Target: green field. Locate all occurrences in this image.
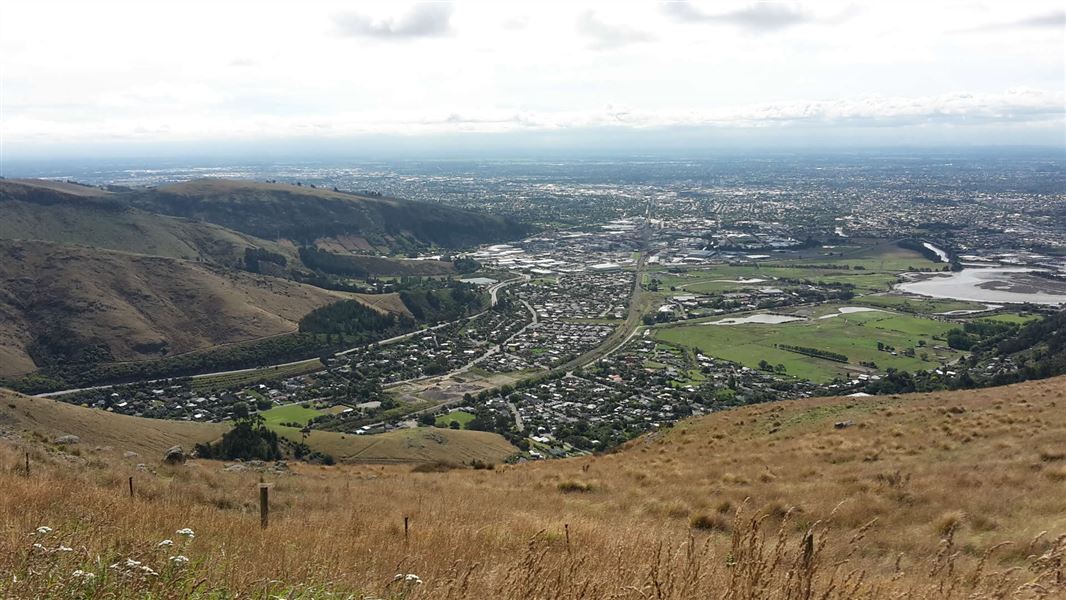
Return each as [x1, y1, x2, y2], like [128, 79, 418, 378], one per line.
[654, 306, 959, 383]
[436, 410, 476, 429]
[259, 403, 325, 427]
[979, 313, 1042, 325]
[648, 243, 941, 296]
[854, 295, 987, 314]
[652, 265, 901, 295]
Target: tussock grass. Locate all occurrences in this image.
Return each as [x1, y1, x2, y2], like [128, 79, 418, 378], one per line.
[2, 376, 1066, 598]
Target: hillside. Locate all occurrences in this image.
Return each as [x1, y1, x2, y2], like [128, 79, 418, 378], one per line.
[0, 180, 294, 267]
[0, 388, 515, 465]
[0, 389, 225, 458]
[134, 178, 532, 252]
[0, 240, 350, 377]
[1, 377, 1063, 598]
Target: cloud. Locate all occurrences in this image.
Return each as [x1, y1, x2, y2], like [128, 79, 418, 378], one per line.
[334, 4, 452, 40]
[958, 10, 1066, 33]
[577, 11, 654, 49]
[663, 2, 816, 32]
[6, 89, 1061, 146]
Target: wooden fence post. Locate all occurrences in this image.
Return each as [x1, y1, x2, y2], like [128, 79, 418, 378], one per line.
[404, 515, 409, 544]
[259, 483, 270, 529]
[565, 523, 571, 553]
[24, 452, 30, 477]
[128, 476, 134, 498]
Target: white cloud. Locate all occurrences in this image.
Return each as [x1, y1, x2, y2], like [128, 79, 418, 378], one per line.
[333, 4, 453, 39]
[576, 10, 654, 49]
[0, 1, 1063, 152]
[4, 89, 1061, 144]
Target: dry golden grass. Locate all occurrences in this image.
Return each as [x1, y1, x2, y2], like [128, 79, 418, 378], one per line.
[0, 239, 355, 377]
[2, 376, 1065, 598]
[0, 390, 514, 466]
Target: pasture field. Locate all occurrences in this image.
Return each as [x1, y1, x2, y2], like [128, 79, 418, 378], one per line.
[979, 312, 1042, 325]
[259, 403, 325, 427]
[436, 410, 476, 428]
[649, 243, 940, 296]
[653, 264, 901, 294]
[853, 294, 988, 314]
[655, 306, 958, 382]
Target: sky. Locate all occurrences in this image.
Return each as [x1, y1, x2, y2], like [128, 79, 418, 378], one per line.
[1, 0, 1064, 160]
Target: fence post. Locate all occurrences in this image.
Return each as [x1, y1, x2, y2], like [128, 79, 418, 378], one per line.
[404, 515, 409, 544]
[565, 523, 571, 553]
[259, 483, 270, 529]
[128, 476, 134, 498]
[24, 452, 30, 477]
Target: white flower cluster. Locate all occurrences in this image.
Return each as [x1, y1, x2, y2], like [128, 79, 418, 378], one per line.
[71, 570, 95, 581]
[176, 528, 196, 539]
[109, 558, 158, 578]
[393, 573, 423, 585]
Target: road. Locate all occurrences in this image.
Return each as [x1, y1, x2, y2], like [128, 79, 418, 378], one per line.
[36, 275, 528, 399]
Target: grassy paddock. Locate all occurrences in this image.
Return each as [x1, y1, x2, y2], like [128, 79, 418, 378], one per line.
[258, 403, 324, 427]
[435, 410, 476, 429]
[655, 306, 957, 382]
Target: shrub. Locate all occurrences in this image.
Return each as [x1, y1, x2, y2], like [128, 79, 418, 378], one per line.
[557, 480, 594, 493]
[690, 513, 730, 532]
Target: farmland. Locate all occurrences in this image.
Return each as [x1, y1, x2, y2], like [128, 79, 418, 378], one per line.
[654, 304, 960, 382]
[259, 403, 325, 427]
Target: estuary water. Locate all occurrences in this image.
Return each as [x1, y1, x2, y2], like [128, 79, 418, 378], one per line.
[897, 268, 1066, 306]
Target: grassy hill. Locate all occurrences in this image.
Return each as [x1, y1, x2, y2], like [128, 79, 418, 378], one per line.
[135, 178, 532, 252]
[1, 377, 1063, 598]
[0, 388, 514, 465]
[1, 180, 294, 267]
[0, 239, 351, 377]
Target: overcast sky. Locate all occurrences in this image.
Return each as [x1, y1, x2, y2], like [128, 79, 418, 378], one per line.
[1, 1, 1064, 158]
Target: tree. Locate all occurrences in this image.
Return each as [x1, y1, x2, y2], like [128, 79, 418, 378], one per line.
[194, 414, 280, 461]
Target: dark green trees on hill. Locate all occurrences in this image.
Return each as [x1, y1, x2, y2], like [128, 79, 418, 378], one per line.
[299, 299, 413, 341]
[195, 412, 281, 461]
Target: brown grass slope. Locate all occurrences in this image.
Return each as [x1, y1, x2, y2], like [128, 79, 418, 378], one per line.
[0, 388, 514, 465]
[3, 178, 112, 197]
[0, 389, 225, 458]
[1, 377, 1064, 598]
[0, 179, 294, 266]
[0, 240, 347, 377]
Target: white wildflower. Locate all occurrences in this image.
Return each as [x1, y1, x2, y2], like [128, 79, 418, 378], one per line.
[57, 545, 74, 552]
[393, 573, 423, 585]
[34, 526, 53, 535]
[157, 539, 174, 547]
[31, 543, 46, 551]
[176, 528, 195, 539]
[169, 554, 190, 566]
[139, 565, 158, 576]
[125, 558, 141, 568]
[71, 570, 95, 580]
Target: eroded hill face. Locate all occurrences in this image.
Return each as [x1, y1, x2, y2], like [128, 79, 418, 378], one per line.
[0, 378, 1063, 598]
[0, 181, 293, 266]
[137, 178, 532, 251]
[0, 240, 348, 377]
